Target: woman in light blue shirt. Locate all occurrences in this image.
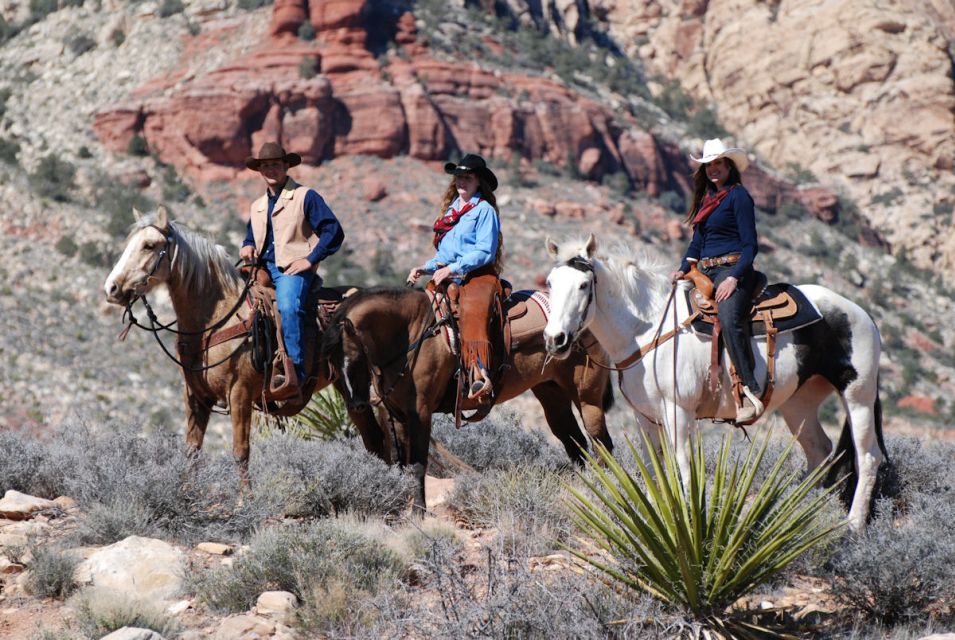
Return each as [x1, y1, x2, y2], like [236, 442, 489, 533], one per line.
[407, 154, 503, 400]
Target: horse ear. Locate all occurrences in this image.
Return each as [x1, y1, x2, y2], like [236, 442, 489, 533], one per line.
[545, 237, 559, 259]
[132, 207, 144, 222]
[584, 233, 597, 257]
[155, 204, 169, 229]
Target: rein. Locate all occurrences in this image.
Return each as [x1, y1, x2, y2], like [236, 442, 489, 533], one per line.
[118, 230, 258, 373]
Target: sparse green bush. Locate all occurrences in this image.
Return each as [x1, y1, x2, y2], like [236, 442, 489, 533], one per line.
[299, 56, 318, 79]
[94, 179, 155, 237]
[298, 20, 315, 41]
[27, 544, 79, 599]
[110, 28, 125, 47]
[29, 0, 58, 21]
[251, 432, 415, 518]
[72, 587, 178, 638]
[191, 519, 405, 634]
[237, 0, 272, 8]
[78, 241, 109, 267]
[31, 154, 76, 202]
[77, 145, 92, 159]
[601, 171, 631, 195]
[827, 440, 955, 628]
[658, 190, 684, 213]
[0, 137, 19, 165]
[160, 165, 191, 202]
[0, 16, 19, 44]
[430, 413, 569, 478]
[66, 33, 95, 56]
[158, 0, 184, 17]
[55, 234, 78, 256]
[778, 200, 809, 221]
[126, 134, 149, 156]
[0, 87, 11, 118]
[449, 466, 572, 555]
[784, 162, 817, 185]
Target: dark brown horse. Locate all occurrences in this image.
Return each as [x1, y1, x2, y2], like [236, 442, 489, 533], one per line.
[321, 287, 615, 509]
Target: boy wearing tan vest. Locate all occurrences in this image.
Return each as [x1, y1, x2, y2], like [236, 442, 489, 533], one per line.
[240, 143, 344, 390]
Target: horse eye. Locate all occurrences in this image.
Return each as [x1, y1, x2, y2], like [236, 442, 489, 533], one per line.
[578, 282, 588, 290]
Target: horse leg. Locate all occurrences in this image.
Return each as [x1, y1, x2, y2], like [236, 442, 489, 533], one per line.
[572, 367, 614, 452]
[332, 377, 391, 463]
[660, 401, 695, 485]
[776, 376, 835, 473]
[841, 382, 884, 532]
[531, 381, 588, 463]
[229, 384, 254, 488]
[398, 398, 433, 514]
[184, 388, 210, 454]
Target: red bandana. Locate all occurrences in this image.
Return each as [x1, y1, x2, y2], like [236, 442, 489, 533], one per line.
[432, 198, 482, 248]
[692, 185, 735, 225]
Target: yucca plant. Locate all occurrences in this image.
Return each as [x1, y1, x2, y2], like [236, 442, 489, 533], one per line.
[566, 432, 846, 638]
[289, 386, 356, 440]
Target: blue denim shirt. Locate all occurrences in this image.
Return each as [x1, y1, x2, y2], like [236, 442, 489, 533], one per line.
[242, 184, 344, 265]
[679, 186, 757, 279]
[424, 194, 500, 275]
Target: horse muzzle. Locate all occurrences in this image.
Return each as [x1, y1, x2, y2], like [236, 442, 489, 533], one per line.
[544, 330, 573, 359]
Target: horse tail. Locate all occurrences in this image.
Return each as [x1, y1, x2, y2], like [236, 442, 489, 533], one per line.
[602, 379, 615, 412]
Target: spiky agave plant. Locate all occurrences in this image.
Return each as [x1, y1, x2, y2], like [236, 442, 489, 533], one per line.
[289, 386, 356, 440]
[566, 432, 845, 638]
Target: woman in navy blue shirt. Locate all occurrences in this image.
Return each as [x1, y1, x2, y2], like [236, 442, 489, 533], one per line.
[407, 154, 503, 401]
[670, 139, 762, 423]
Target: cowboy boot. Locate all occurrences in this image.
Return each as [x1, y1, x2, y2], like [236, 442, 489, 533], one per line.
[467, 366, 493, 400]
[735, 385, 764, 423]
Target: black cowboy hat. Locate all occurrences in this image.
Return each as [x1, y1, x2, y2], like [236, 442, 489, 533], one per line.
[444, 153, 498, 192]
[245, 142, 302, 171]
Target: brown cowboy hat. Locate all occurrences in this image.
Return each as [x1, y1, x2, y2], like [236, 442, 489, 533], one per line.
[444, 153, 498, 192]
[245, 142, 302, 171]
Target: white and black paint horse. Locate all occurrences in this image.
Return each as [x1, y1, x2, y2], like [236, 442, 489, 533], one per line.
[543, 235, 889, 532]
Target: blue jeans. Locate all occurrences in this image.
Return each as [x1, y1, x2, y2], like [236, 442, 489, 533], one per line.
[266, 261, 314, 380]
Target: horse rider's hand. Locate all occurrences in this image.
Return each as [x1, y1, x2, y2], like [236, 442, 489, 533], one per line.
[406, 266, 424, 285]
[432, 266, 454, 286]
[669, 269, 685, 283]
[715, 276, 738, 302]
[239, 245, 256, 263]
[284, 258, 313, 276]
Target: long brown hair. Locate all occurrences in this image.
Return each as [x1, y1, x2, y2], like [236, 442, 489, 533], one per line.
[439, 174, 504, 273]
[682, 159, 742, 225]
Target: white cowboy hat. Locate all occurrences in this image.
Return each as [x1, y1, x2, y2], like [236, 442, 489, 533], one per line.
[689, 138, 749, 173]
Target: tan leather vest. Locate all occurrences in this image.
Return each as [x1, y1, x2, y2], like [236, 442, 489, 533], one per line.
[249, 178, 318, 270]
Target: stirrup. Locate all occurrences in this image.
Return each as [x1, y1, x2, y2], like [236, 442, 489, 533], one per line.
[735, 385, 764, 423]
[467, 368, 493, 400]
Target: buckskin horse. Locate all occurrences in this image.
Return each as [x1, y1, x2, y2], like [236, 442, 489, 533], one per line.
[321, 286, 616, 511]
[103, 206, 361, 478]
[543, 235, 889, 532]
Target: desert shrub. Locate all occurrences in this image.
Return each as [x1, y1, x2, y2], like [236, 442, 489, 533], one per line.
[403, 537, 667, 639]
[0, 137, 19, 164]
[0, 16, 19, 44]
[251, 432, 415, 518]
[78, 241, 110, 267]
[55, 234, 78, 257]
[298, 56, 318, 79]
[66, 34, 95, 56]
[110, 28, 125, 47]
[298, 20, 315, 41]
[159, 165, 190, 202]
[827, 437, 955, 627]
[568, 433, 844, 637]
[27, 544, 79, 599]
[0, 430, 64, 498]
[191, 518, 405, 633]
[237, 0, 272, 8]
[126, 134, 149, 156]
[0, 87, 10, 118]
[93, 179, 155, 237]
[29, 0, 58, 21]
[77, 145, 92, 159]
[449, 466, 572, 555]
[31, 154, 76, 202]
[158, 0, 184, 17]
[71, 587, 178, 638]
[429, 413, 569, 478]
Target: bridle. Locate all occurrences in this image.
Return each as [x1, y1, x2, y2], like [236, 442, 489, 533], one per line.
[559, 255, 597, 348]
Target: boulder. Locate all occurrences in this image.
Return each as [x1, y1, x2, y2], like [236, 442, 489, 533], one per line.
[75, 536, 185, 601]
[0, 491, 58, 521]
[216, 614, 276, 640]
[255, 590, 298, 625]
[100, 628, 166, 640]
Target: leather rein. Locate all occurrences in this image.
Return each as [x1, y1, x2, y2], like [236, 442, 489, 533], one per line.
[562, 256, 699, 374]
[118, 229, 257, 373]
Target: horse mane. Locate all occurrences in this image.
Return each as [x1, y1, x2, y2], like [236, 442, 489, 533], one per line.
[556, 238, 672, 317]
[131, 214, 242, 298]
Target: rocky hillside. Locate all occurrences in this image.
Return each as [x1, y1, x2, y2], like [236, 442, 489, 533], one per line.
[0, 0, 953, 434]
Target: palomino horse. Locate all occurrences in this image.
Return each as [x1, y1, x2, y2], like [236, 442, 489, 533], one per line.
[543, 235, 889, 532]
[103, 206, 342, 475]
[321, 287, 615, 510]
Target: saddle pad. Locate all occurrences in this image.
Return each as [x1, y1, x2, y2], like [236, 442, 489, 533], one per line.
[685, 283, 822, 337]
[505, 290, 550, 347]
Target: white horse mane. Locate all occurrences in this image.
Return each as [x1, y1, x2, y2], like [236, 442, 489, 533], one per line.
[556, 238, 672, 318]
[131, 214, 242, 297]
